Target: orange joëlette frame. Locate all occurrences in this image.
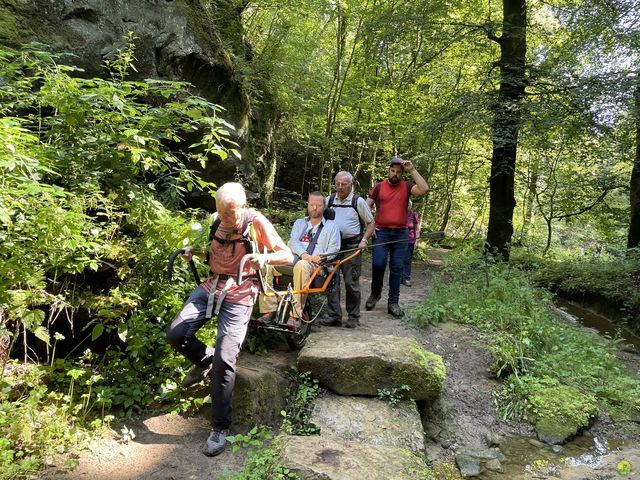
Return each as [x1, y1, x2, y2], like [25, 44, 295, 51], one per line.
[262, 248, 363, 298]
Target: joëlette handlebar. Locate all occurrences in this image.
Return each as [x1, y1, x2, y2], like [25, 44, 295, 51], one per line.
[316, 230, 446, 258]
[167, 248, 202, 286]
[236, 254, 266, 292]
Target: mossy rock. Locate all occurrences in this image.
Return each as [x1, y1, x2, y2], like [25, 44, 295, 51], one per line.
[0, 1, 34, 45]
[297, 331, 445, 401]
[529, 385, 598, 444]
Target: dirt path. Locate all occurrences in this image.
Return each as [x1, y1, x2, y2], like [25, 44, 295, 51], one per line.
[44, 249, 640, 479]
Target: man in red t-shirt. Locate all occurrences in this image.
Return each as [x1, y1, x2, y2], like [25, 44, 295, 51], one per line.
[365, 158, 430, 317]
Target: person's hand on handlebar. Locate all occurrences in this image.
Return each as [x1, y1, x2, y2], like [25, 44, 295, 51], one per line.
[245, 253, 268, 270]
[300, 252, 322, 263]
[182, 245, 195, 262]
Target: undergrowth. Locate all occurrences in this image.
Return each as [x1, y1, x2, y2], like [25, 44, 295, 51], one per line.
[413, 247, 640, 431]
[0, 39, 236, 478]
[515, 249, 640, 330]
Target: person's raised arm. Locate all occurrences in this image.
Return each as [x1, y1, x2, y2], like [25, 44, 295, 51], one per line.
[402, 160, 430, 196]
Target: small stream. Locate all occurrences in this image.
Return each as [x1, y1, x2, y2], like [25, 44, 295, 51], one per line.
[479, 297, 638, 479]
[555, 297, 640, 351]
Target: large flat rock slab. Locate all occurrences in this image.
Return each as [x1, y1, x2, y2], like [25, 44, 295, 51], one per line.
[297, 330, 445, 400]
[311, 395, 425, 455]
[282, 433, 432, 480]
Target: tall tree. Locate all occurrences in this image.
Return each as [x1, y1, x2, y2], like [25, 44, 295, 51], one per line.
[485, 0, 527, 261]
[629, 76, 640, 249]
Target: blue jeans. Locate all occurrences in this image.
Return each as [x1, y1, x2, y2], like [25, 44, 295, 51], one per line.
[371, 228, 409, 305]
[166, 285, 252, 429]
[403, 242, 415, 281]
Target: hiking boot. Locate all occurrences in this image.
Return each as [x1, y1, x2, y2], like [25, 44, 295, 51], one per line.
[345, 318, 360, 329]
[319, 317, 341, 327]
[203, 428, 227, 457]
[401, 279, 412, 287]
[182, 360, 213, 389]
[387, 303, 404, 318]
[365, 295, 380, 311]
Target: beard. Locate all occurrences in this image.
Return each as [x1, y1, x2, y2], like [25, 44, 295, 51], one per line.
[388, 175, 401, 184]
[310, 211, 323, 219]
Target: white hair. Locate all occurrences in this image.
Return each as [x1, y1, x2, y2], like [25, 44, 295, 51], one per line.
[334, 171, 353, 184]
[216, 182, 247, 206]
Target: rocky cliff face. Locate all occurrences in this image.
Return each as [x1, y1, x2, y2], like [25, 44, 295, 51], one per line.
[1, 0, 265, 205]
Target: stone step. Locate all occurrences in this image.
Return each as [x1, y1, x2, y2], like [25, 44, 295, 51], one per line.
[282, 433, 431, 480]
[297, 330, 445, 401]
[310, 394, 426, 456]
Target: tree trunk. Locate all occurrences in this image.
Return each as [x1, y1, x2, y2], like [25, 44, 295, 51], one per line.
[628, 76, 640, 249]
[521, 153, 539, 242]
[485, 0, 527, 261]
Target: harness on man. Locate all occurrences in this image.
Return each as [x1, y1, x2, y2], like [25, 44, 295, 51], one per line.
[206, 212, 257, 262]
[327, 193, 365, 241]
[204, 211, 258, 317]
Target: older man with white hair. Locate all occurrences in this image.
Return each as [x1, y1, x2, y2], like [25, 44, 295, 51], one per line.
[166, 182, 293, 457]
[320, 171, 375, 328]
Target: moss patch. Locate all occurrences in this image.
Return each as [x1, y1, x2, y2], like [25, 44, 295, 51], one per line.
[528, 385, 598, 444]
[0, 2, 34, 46]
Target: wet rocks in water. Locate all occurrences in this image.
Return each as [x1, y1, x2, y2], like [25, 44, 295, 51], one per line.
[484, 431, 503, 447]
[455, 454, 483, 477]
[485, 458, 504, 473]
[455, 448, 508, 477]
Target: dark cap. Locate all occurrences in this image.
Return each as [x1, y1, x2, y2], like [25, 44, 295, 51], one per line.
[390, 157, 404, 170]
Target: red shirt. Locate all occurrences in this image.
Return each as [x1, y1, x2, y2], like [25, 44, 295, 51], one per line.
[369, 180, 414, 228]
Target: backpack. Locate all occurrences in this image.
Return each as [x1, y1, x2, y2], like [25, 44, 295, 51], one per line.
[327, 193, 365, 236]
[205, 211, 257, 264]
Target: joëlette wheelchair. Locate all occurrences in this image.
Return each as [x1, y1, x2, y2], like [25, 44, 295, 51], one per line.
[167, 209, 361, 350]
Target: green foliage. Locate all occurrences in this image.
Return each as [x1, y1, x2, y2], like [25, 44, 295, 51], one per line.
[413, 248, 640, 431]
[0, 40, 237, 478]
[527, 251, 640, 325]
[224, 434, 297, 480]
[377, 384, 412, 407]
[280, 371, 321, 436]
[227, 425, 273, 454]
[497, 376, 597, 430]
[0, 362, 113, 480]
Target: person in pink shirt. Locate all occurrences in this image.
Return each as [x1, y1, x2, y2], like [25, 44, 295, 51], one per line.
[402, 200, 420, 287]
[166, 182, 293, 457]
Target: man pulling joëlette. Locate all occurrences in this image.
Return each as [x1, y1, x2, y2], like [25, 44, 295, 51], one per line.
[165, 182, 293, 457]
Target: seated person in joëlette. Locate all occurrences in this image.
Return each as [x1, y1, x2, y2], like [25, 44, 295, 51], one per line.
[257, 191, 341, 327]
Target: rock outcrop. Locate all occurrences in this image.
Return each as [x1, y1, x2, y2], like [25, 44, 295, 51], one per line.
[0, 0, 272, 202]
[310, 395, 426, 455]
